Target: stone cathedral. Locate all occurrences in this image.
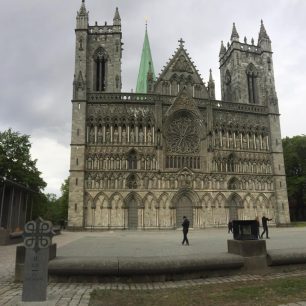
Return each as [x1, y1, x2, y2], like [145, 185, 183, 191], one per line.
[68, 1, 290, 230]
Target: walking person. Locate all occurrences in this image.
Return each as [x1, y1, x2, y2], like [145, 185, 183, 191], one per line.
[255, 216, 260, 239]
[260, 215, 272, 239]
[228, 220, 233, 233]
[182, 216, 190, 245]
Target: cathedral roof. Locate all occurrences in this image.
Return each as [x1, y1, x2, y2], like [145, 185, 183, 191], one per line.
[155, 38, 204, 86]
[136, 25, 156, 93]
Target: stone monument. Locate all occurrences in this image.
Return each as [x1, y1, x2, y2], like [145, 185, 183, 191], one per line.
[22, 217, 54, 302]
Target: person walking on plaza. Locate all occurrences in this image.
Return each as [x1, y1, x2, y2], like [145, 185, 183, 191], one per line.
[260, 215, 272, 239]
[255, 216, 260, 239]
[228, 221, 233, 233]
[182, 216, 190, 245]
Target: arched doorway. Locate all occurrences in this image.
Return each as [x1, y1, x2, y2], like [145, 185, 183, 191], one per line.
[128, 196, 138, 229]
[229, 205, 238, 221]
[228, 193, 242, 221]
[176, 195, 193, 228]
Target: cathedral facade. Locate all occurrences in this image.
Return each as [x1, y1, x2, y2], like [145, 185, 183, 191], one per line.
[68, 1, 290, 230]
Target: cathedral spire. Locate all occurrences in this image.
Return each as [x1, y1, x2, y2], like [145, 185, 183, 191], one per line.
[76, 0, 88, 29]
[230, 22, 239, 42]
[208, 69, 215, 99]
[258, 19, 271, 51]
[79, 0, 87, 16]
[258, 19, 270, 42]
[209, 68, 213, 82]
[113, 7, 121, 26]
[219, 41, 226, 57]
[136, 23, 156, 93]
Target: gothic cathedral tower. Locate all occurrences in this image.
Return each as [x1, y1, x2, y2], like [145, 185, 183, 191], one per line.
[69, 1, 122, 228]
[219, 21, 289, 223]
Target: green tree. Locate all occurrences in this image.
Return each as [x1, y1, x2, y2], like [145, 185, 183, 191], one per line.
[283, 135, 306, 220]
[58, 178, 69, 222]
[0, 128, 46, 192]
[32, 179, 69, 225]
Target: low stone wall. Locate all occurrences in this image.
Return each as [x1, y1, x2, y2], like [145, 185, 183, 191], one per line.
[48, 253, 244, 282]
[267, 248, 306, 266]
[0, 230, 23, 246]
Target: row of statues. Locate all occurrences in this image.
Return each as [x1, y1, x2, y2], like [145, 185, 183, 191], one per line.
[85, 175, 273, 191]
[87, 125, 154, 144]
[87, 155, 157, 171]
[212, 132, 269, 151]
[213, 160, 272, 174]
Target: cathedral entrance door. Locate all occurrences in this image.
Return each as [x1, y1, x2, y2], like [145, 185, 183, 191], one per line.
[176, 195, 193, 228]
[229, 204, 238, 221]
[128, 197, 138, 229]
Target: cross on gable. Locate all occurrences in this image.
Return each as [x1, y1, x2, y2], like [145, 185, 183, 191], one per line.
[24, 217, 54, 253]
[178, 38, 185, 47]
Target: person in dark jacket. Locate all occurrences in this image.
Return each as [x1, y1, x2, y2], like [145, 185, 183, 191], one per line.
[182, 216, 190, 245]
[260, 215, 272, 239]
[255, 216, 260, 239]
[228, 221, 233, 233]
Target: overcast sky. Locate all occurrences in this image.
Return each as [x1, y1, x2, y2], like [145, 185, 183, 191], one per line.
[0, 0, 305, 196]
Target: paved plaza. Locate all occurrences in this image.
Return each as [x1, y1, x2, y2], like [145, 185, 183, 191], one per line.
[1, 227, 306, 305]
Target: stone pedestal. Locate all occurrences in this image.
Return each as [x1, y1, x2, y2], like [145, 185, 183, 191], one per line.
[227, 239, 267, 257]
[15, 243, 57, 282]
[227, 239, 267, 271]
[22, 248, 49, 301]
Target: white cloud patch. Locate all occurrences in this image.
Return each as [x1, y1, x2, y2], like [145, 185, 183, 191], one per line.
[30, 137, 70, 197]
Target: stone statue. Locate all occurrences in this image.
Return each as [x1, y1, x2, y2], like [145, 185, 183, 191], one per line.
[97, 127, 103, 143]
[113, 128, 119, 143]
[147, 129, 152, 144]
[89, 128, 95, 143]
[122, 128, 127, 144]
[130, 128, 135, 143]
[105, 129, 111, 143]
[139, 129, 144, 144]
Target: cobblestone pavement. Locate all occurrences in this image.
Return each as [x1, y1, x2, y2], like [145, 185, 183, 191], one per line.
[1, 228, 306, 305]
[1, 271, 306, 305]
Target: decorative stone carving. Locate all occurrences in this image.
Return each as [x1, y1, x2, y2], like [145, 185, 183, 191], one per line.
[172, 55, 193, 73]
[166, 115, 200, 154]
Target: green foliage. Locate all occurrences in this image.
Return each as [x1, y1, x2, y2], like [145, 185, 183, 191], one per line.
[283, 135, 306, 220]
[0, 128, 46, 192]
[32, 179, 69, 225]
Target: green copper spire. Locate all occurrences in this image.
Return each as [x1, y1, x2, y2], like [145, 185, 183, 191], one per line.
[136, 24, 155, 93]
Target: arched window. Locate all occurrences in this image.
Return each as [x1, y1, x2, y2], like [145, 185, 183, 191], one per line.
[246, 64, 258, 104]
[128, 149, 137, 170]
[94, 47, 108, 91]
[127, 174, 137, 189]
[224, 70, 232, 101]
[228, 177, 240, 190]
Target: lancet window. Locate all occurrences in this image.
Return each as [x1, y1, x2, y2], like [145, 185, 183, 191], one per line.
[246, 64, 258, 104]
[94, 47, 108, 91]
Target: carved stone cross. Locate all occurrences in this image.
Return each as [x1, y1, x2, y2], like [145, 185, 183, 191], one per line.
[23, 217, 54, 253]
[178, 38, 185, 47]
[22, 217, 54, 302]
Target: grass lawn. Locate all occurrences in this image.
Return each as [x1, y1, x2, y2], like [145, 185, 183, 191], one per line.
[89, 276, 306, 306]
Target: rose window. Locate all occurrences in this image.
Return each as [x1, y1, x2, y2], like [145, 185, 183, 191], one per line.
[166, 115, 200, 154]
